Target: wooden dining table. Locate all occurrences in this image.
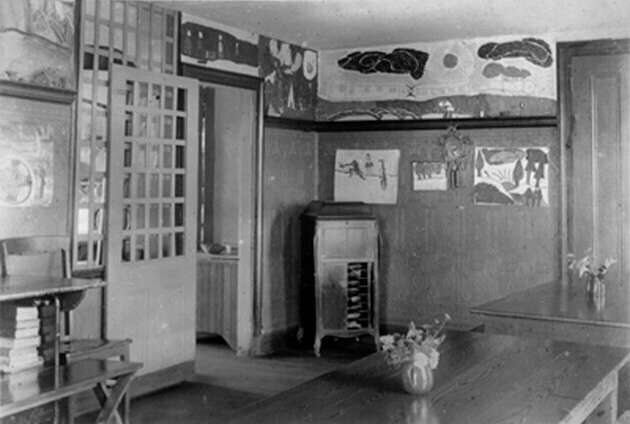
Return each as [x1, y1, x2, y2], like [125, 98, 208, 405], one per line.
[229, 330, 630, 424]
[470, 280, 630, 347]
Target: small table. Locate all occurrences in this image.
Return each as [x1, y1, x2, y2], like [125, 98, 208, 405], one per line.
[0, 275, 107, 371]
[0, 275, 134, 422]
[228, 331, 630, 424]
[0, 359, 141, 423]
[470, 281, 630, 347]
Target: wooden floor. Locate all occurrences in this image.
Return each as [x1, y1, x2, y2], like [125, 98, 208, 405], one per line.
[78, 334, 375, 423]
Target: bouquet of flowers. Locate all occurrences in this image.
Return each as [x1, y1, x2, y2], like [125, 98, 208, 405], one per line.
[379, 313, 450, 369]
[567, 249, 616, 281]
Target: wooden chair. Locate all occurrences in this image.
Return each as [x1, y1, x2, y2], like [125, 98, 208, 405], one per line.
[0, 236, 131, 418]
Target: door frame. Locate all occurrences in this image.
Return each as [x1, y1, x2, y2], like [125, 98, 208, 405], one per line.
[558, 39, 630, 285]
[182, 64, 264, 354]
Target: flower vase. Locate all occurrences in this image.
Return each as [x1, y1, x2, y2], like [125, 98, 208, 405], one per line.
[586, 275, 606, 306]
[400, 361, 434, 395]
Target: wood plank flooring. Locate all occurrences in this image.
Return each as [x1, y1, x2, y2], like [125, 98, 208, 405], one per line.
[78, 334, 375, 423]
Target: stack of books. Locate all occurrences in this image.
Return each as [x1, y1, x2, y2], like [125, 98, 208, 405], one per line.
[0, 303, 43, 373]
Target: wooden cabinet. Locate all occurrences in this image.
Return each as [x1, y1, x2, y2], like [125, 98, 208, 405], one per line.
[302, 202, 379, 356]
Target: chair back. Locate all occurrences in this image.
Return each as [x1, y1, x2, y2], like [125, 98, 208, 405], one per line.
[0, 236, 70, 278]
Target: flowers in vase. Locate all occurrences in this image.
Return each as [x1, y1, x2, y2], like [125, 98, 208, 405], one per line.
[567, 249, 616, 281]
[379, 313, 450, 369]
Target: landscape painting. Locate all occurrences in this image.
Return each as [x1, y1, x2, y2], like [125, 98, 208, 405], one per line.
[412, 161, 447, 191]
[334, 149, 400, 204]
[473, 146, 549, 206]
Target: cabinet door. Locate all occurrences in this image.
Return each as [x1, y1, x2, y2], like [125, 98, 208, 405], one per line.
[318, 220, 377, 260]
[318, 262, 347, 330]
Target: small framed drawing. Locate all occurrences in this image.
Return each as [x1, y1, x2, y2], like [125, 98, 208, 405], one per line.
[411, 161, 447, 191]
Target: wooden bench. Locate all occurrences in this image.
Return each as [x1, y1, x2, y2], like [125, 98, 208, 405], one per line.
[0, 359, 142, 423]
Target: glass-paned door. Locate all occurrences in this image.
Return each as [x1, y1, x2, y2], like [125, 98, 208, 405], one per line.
[106, 65, 198, 373]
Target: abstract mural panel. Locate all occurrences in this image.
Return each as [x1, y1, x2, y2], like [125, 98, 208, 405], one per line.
[334, 149, 400, 204]
[318, 35, 556, 121]
[0, 0, 75, 89]
[179, 14, 318, 120]
[259, 35, 318, 120]
[473, 146, 549, 206]
[181, 13, 260, 77]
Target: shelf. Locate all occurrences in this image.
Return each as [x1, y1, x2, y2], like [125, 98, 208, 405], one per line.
[0, 81, 76, 104]
[265, 115, 557, 132]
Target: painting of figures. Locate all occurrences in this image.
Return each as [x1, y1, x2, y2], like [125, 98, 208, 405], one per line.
[334, 149, 400, 204]
[473, 146, 549, 206]
[0, 0, 75, 89]
[412, 161, 447, 191]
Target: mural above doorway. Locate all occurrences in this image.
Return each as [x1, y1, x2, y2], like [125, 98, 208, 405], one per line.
[259, 35, 318, 120]
[317, 35, 556, 121]
[180, 13, 318, 120]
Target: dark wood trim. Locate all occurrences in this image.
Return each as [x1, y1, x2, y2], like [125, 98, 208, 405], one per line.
[181, 63, 262, 90]
[0, 80, 76, 104]
[557, 38, 630, 57]
[558, 42, 572, 286]
[265, 116, 318, 131]
[265, 116, 557, 133]
[253, 81, 265, 340]
[129, 361, 195, 398]
[314, 116, 557, 132]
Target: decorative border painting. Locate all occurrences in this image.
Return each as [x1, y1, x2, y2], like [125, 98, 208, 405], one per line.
[411, 161, 447, 191]
[259, 35, 318, 120]
[317, 34, 556, 121]
[0, 0, 75, 89]
[334, 149, 400, 204]
[473, 146, 549, 206]
[180, 13, 260, 77]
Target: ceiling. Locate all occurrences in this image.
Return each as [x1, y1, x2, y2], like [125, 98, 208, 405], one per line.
[156, 0, 630, 50]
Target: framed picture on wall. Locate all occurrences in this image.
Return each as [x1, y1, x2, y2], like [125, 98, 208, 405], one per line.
[0, 0, 76, 91]
[411, 161, 447, 191]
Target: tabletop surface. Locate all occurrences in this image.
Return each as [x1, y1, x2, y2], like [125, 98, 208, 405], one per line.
[470, 281, 630, 328]
[0, 275, 105, 302]
[229, 330, 630, 424]
[0, 359, 142, 412]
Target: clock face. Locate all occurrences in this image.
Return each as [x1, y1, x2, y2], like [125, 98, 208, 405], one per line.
[0, 155, 34, 206]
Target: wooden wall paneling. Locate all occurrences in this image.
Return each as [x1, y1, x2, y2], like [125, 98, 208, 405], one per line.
[196, 254, 238, 349]
[317, 127, 560, 327]
[260, 128, 318, 346]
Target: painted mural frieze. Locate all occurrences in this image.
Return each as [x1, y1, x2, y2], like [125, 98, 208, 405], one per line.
[0, 0, 75, 89]
[477, 38, 553, 68]
[181, 22, 259, 67]
[318, 35, 556, 121]
[259, 36, 318, 120]
[337, 48, 429, 79]
[180, 13, 260, 77]
[180, 14, 318, 119]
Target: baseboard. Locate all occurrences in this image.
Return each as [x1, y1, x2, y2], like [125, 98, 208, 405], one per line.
[251, 325, 299, 356]
[129, 360, 195, 398]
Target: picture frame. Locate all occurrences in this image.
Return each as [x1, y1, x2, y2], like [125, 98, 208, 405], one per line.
[0, 0, 77, 92]
[411, 161, 447, 191]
